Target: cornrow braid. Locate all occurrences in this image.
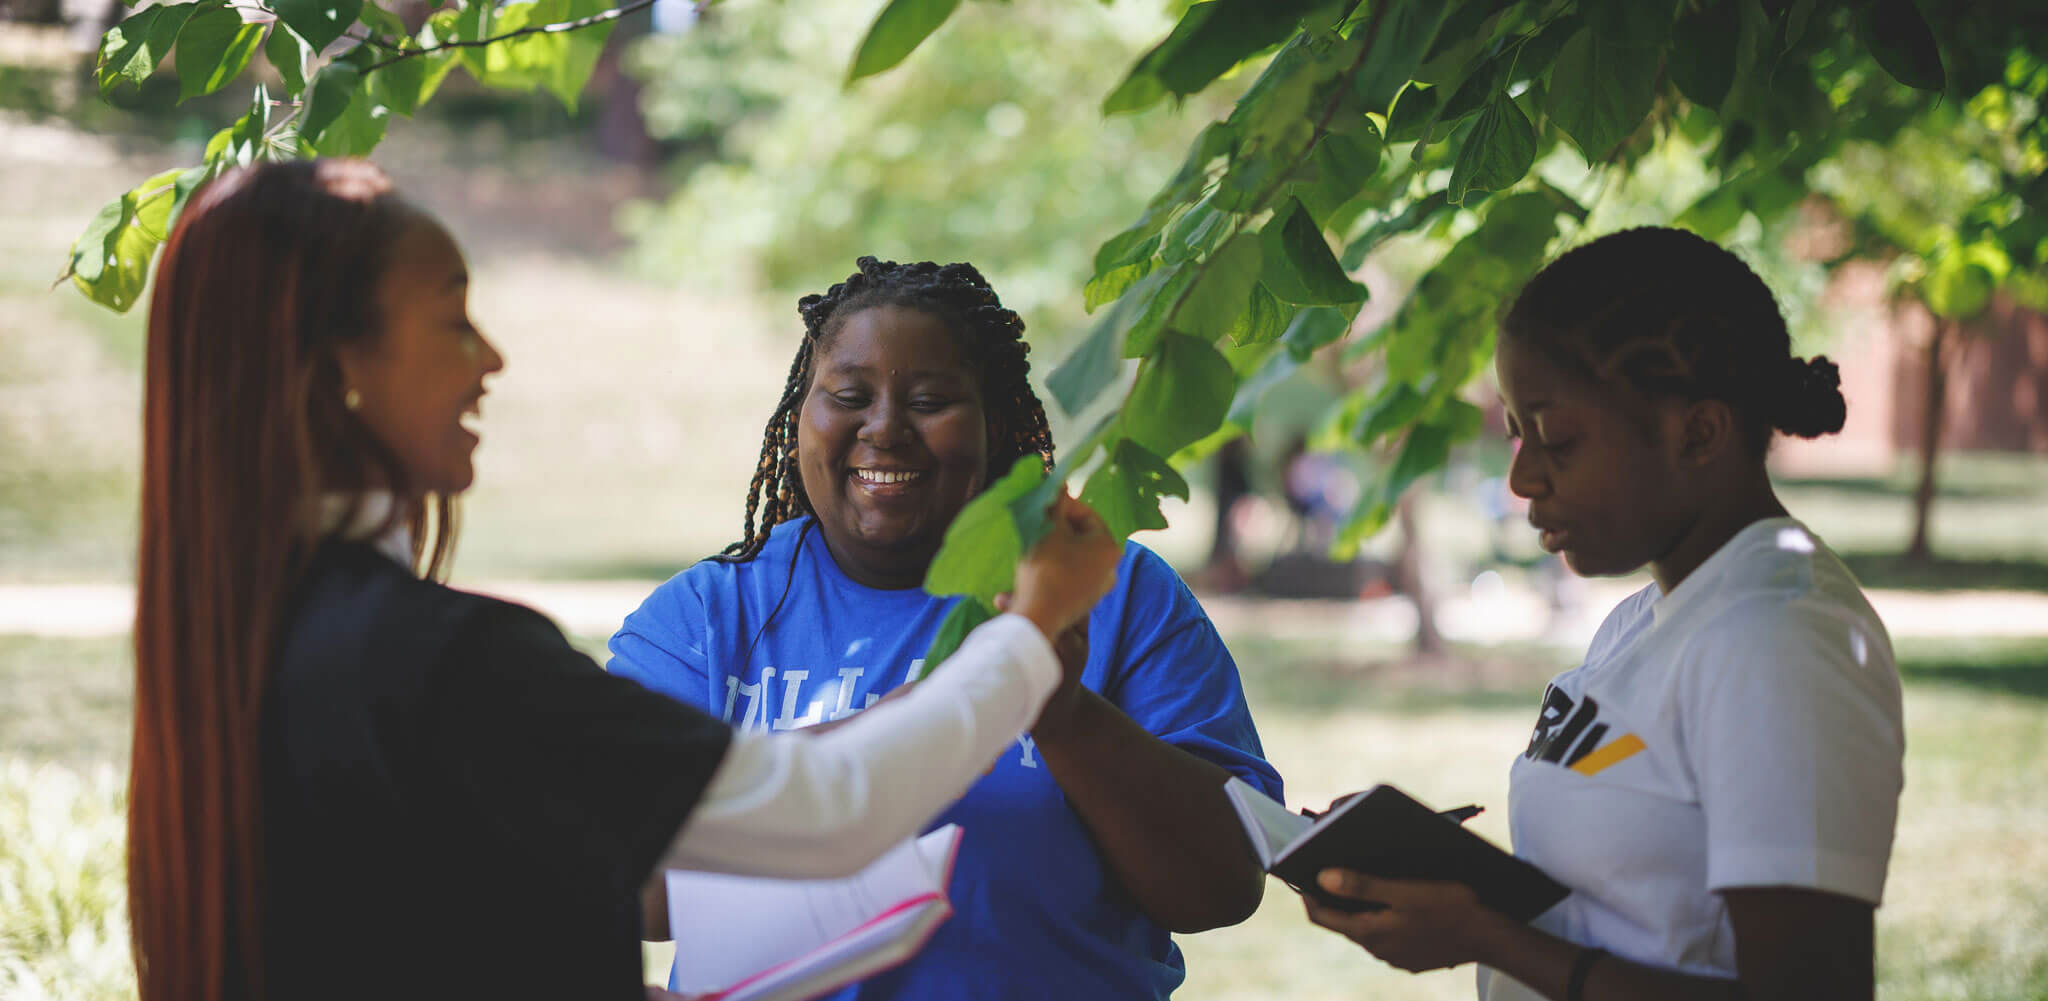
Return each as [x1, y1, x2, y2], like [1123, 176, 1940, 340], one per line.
[718, 255, 1056, 562]
[1502, 227, 1847, 456]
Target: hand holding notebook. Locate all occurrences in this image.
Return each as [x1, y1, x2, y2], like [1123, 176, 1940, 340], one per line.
[1223, 777, 1567, 922]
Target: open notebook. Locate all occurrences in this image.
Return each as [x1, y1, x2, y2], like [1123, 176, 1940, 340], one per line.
[1224, 776, 1567, 922]
[666, 825, 963, 1001]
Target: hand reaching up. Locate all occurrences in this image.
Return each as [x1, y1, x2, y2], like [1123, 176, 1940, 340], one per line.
[1009, 491, 1120, 643]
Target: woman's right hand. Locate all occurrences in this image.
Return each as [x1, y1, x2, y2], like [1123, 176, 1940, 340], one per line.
[1010, 491, 1120, 642]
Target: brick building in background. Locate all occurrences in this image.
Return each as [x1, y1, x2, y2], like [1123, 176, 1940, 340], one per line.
[1776, 258, 2048, 477]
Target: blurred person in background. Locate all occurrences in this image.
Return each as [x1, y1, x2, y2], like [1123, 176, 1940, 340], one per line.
[127, 158, 1123, 1001]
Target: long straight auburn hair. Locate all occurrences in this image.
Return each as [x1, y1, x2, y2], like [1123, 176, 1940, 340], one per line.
[130, 159, 456, 1000]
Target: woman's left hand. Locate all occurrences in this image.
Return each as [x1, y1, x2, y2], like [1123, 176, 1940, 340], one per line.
[1302, 870, 1499, 973]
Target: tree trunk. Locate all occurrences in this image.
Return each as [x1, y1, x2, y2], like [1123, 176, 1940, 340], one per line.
[1396, 494, 1444, 657]
[1906, 319, 1952, 563]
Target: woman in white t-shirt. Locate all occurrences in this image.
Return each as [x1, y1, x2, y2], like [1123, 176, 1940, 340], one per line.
[1304, 227, 1904, 1001]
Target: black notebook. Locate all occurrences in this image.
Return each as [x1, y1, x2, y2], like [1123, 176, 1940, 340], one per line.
[1223, 776, 1568, 922]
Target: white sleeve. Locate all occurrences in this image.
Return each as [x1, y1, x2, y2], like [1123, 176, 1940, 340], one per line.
[655, 612, 1058, 878]
[1682, 599, 1905, 903]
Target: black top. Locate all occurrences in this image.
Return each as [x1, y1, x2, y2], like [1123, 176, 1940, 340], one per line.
[262, 540, 731, 999]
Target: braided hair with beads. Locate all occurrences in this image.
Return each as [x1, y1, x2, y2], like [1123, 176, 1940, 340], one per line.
[1501, 226, 1847, 457]
[717, 256, 1057, 562]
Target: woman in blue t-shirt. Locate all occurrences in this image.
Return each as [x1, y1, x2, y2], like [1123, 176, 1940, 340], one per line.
[612, 256, 1284, 999]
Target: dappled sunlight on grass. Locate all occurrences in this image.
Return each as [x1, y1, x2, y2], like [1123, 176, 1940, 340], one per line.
[0, 760, 132, 1001]
[3, 633, 2043, 999]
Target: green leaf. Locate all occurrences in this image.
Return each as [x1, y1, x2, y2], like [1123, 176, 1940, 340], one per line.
[475, 1, 557, 90]
[1351, 381, 1430, 449]
[97, 2, 200, 99]
[356, 1, 408, 42]
[1780, 0, 1817, 54]
[1084, 253, 1158, 313]
[1088, 226, 1163, 310]
[175, 5, 264, 100]
[1295, 128, 1383, 223]
[1513, 14, 1583, 80]
[1224, 30, 1334, 147]
[1422, 57, 1504, 146]
[1676, 181, 1747, 239]
[910, 598, 993, 682]
[264, 23, 311, 97]
[1078, 439, 1191, 541]
[1668, 0, 1739, 108]
[1104, 0, 1314, 114]
[1123, 332, 1237, 458]
[924, 457, 1045, 602]
[453, 0, 493, 78]
[1384, 83, 1441, 144]
[1177, 235, 1264, 342]
[542, 0, 616, 111]
[847, 0, 963, 85]
[203, 84, 271, 165]
[1162, 195, 1229, 265]
[1338, 415, 1462, 546]
[1153, 0, 1311, 96]
[1923, 247, 1995, 319]
[1855, 0, 1944, 92]
[272, 0, 363, 52]
[301, 61, 388, 156]
[1341, 191, 1451, 269]
[414, 9, 464, 105]
[1008, 465, 1064, 556]
[1260, 198, 1366, 306]
[1124, 265, 1193, 359]
[1377, 192, 1559, 384]
[1581, 0, 1673, 49]
[1448, 96, 1536, 205]
[1415, 0, 1515, 84]
[66, 166, 200, 314]
[1280, 305, 1351, 360]
[1349, 0, 1458, 116]
[1051, 267, 1173, 416]
[369, 52, 430, 116]
[1225, 347, 1298, 428]
[1544, 25, 1661, 162]
[1225, 281, 1290, 346]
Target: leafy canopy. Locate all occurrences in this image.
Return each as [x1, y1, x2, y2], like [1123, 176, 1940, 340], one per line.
[67, 0, 2048, 672]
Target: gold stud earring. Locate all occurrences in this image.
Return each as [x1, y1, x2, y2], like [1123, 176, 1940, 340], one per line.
[343, 388, 363, 411]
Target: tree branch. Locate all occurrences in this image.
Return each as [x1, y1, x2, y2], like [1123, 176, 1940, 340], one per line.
[1158, 12, 1384, 332]
[361, 0, 687, 74]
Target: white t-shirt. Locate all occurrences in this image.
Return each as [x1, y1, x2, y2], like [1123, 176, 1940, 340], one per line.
[1479, 518, 1904, 999]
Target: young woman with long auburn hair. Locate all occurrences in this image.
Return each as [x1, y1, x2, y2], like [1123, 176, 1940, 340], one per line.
[127, 158, 1123, 1001]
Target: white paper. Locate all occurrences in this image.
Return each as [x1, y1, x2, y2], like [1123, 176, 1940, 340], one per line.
[668, 825, 960, 997]
[1222, 776, 1312, 868]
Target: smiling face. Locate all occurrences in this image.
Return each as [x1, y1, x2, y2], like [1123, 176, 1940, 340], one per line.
[334, 220, 504, 496]
[1495, 335, 1695, 578]
[797, 304, 989, 588]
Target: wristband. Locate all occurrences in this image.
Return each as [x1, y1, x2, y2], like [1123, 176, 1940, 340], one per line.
[1566, 946, 1608, 1001]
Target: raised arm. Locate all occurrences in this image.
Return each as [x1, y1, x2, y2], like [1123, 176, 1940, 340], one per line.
[656, 493, 1122, 880]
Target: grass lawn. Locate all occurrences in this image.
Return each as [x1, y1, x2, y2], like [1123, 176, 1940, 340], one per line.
[4, 632, 2045, 1001]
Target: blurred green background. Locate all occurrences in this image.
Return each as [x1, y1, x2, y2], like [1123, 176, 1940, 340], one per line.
[4, 2, 2047, 998]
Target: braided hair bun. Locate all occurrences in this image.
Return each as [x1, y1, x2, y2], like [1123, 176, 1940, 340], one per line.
[1770, 356, 1847, 439]
[1503, 226, 1849, 457]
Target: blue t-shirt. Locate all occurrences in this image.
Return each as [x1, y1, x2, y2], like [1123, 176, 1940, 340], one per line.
[608, 516, 1282, 1000]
